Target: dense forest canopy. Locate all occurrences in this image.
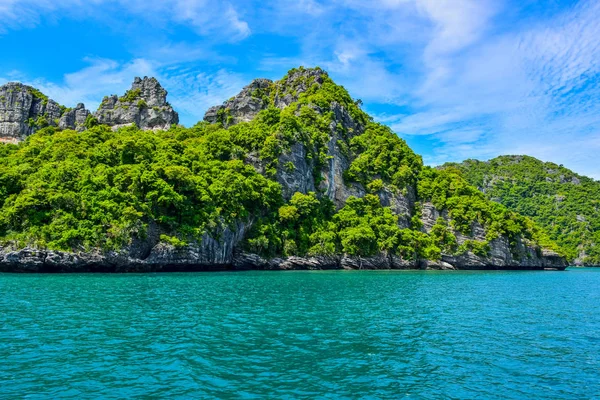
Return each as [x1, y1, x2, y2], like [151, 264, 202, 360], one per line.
[0, 68, 562, 263]
[444, 156, 600, 265]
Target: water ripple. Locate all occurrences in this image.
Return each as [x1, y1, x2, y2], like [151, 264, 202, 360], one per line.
[1, 269, 599, 399]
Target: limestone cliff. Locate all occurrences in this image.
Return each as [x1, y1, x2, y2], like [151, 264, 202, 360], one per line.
[58, 103, 90, 132]
[0, 68, 568, 272]
[0, 83, 64, 143]
[94, 77, 178, 131]
[443, 155, 599, 266]
[204, 78, 273, 128]
[0, 77, 178, 142]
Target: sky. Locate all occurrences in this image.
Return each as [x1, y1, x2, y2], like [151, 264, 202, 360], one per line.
[0, 0, 599, 179]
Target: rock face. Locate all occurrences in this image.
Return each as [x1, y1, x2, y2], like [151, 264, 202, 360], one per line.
[204, 78, 272, 127]
[420, 202, 565, 269]
[0, 68, 568, 272]
[202, 71, 327, 128]
[0, 243, 566, 272]
[0, 77, 178, 141]
[58, 103, 90, 131]
[0, 83, 63, 143]
[94, 77, 178, 131]
[273, 67, 326, 108]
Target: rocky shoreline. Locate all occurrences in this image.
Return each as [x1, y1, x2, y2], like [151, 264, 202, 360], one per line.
[0, 70, 573, 273]
[0, 246, 567, 273]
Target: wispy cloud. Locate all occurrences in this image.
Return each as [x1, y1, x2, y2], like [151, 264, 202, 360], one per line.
[0, 0, 251, 41]
[160, 68, 249, 124]
[1, 0, 599, 178]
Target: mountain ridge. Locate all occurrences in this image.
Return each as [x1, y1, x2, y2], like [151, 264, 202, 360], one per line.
[443, 155, 600, 265]
[0, 76, 178, 143]
[0, 67, 567, 271]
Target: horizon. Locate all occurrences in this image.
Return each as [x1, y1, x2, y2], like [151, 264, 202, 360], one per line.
[1, 0, 599, 179]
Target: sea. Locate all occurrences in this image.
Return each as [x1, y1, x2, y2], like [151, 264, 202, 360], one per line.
[1, 268, 599, 399]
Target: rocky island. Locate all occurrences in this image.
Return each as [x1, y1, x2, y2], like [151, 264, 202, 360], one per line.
[0, 67, 567, 272]
[443, 156, 600, 266]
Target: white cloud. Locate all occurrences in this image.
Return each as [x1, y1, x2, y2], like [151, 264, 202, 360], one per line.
[225, 5, 251, 40]
[2, 0, 600, 179]
[160, 68, 249, 125]
[416, 0, 499, 56]
[19, 58, 158, 110]
[0, 0, 251, 41]
[373, 0, 600, 178]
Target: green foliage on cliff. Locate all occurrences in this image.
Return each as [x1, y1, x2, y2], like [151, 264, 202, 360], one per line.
[0, 125, 281, 250]
[418, 166, 558, 253]
[0, 67, 561, 264]
[245, 192, 441, 260]
[346, 123, 422, 190]
[119, 88, 142, 103]
[27, 87, 49, 106]
[444, 156, 600, 264]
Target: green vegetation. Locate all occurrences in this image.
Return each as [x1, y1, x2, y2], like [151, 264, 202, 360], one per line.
[0, 125, 281, 250]
[27, 87, 49, 106]
[418, 166, 557, 254]
[0, 68, 560, 264]
[444, 156, 600, 264]
[25, 114, 50, 129]
[84, 115, 99, 129]
[119, 88, 141, 103]
[346, 123, 422, 190]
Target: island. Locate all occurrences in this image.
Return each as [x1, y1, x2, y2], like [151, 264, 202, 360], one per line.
[0, 67, 567, 272]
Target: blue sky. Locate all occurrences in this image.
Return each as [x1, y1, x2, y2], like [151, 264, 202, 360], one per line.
[1, 0, 599, 178]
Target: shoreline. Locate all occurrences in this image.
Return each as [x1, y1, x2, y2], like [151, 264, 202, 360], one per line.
[0, 245, 569, 273]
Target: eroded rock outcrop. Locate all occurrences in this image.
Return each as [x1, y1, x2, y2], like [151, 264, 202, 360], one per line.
[0, 83, 63, 143]
[204, 78, 272, 127]
[58, 103, 90, 131]
[94, 77, 178, 131]
[420, 202, 565, 269]
[0, 68, 568, 272]
[202, 69, 366, 208]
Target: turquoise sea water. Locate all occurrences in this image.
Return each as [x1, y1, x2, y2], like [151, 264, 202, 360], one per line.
[1, 269, 599, 399]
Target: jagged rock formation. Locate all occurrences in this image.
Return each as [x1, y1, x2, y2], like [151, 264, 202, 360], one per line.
[444, 155, 600, 266]
[0, 77, 178, 142]
[95, 77, 178, 131]
[420, 202, 564, 269]
[203, 69, 328, 127]
[204, 78, 272, 128]
[58, 103, 90, 132]
[0, 68, 568, 272]
[0, 243, 565, 272]
[0, 83, 63, 143]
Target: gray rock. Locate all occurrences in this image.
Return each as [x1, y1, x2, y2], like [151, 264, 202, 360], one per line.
[204, 78, 273, 127]
[276, 142, 316, 200]
[420, 201, 567, 269]
[273, 67, 326, 108]
[0, 70, 568, 272]
[94, 77, 178, 131]
[203, 68, 327, 127]
[319, 104, 366, 208]
[378, 186, 415, 228]
[58, 103, 90, 131]
[0, 82, 63, 142]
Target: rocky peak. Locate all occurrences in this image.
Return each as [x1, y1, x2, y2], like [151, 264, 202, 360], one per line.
[0, 82, 64, 143]
[94, 76, 178, 131]
[273, 67, 326, 108]
[204, 78, 273, 127]
[130, 76, 169, 107]
[58, 103, 90, 132]
[203, 67, 329, 127]
[202, 67, 367, 209]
